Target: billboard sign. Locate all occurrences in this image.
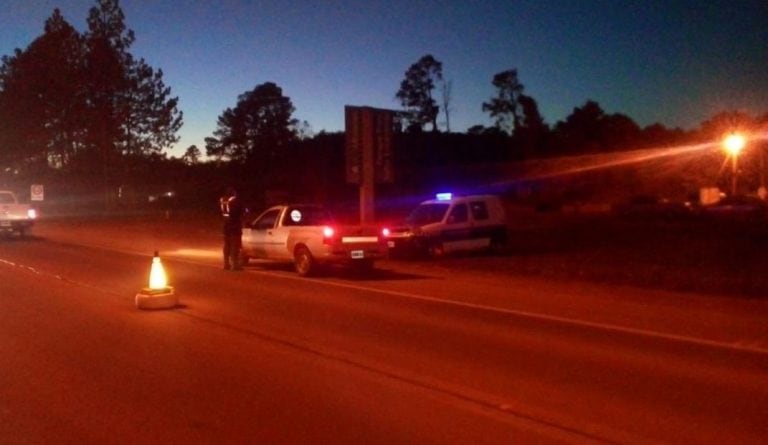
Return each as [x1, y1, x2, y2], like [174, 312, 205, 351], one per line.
[345, 106, 394, 184]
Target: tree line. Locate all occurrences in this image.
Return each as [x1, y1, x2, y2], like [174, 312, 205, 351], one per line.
[2, 1, 767, 212]
[0, 0, 181, 207]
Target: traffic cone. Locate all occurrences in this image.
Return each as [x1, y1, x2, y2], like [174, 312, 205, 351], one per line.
[136, 251, 177, 310]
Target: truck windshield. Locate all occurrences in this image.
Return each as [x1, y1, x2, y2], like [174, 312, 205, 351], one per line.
[283, 205, 334, 226]
[407, 203, 450, 226]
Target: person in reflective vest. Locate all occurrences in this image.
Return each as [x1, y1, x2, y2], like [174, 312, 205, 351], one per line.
[220, 186, 244, 270]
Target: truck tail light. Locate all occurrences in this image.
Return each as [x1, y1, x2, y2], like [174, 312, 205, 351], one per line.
[381, 227, 390, 237]
[322, 226, 335, 244]
[27, 209, 37, 219]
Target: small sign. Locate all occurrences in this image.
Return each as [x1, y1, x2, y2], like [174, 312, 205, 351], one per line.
[30, 184, 44, 201]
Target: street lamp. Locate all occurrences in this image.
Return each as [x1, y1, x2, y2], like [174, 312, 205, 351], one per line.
[723, 133, 746, 196]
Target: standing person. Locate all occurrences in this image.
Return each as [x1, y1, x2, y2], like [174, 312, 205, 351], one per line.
[220, 186, 244, 270]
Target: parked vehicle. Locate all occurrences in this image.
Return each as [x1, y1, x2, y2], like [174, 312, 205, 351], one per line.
[0, 190, 37, 237]
[241, 204, 387, 276]
[385, 193, 507, 257]
[612, 195, 692, 220]
[700, 195, 768, 221]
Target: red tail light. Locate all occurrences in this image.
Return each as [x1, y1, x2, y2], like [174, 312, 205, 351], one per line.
[323, 226, 335, 244]
[381, 227, 390, 237]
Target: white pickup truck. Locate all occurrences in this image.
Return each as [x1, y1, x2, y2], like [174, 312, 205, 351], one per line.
[241, 204, 386, 276]
[0, 190, 37, 237]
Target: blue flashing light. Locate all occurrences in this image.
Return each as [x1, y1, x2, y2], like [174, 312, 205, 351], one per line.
[435, 192, 453, 201]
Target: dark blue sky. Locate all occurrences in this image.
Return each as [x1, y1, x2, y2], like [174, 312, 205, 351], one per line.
[1, 1, 766, 156]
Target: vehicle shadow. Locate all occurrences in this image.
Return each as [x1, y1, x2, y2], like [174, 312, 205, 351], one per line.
[0, 234, 42, 243]
[332, 266, 433, 282]
[244, 261, 432, 281]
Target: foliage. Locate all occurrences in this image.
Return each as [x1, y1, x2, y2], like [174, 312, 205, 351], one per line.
[0, 9, 87, 170]
[82, 0, 182, 162]
[698, 111, 758, 140]
[182, 145, 201, 165]
[514, 94, 548, 156]
[0, 0, 182, 201]
[552, 100, 642, 153]
[396, 54, 443, 132]
[482, 69, 524, 135]
[205, 82, 298, 166]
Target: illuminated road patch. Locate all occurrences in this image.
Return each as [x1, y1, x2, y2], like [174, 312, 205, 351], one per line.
[171, 248, 220, 259]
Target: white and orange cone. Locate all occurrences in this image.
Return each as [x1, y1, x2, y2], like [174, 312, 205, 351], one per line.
[135, 251, 177, 310]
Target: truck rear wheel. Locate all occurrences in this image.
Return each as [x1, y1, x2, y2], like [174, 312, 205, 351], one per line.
[294, 246, 316, 277]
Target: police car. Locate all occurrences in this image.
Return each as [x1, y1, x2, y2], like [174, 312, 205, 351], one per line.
[385, 193, 508, 257]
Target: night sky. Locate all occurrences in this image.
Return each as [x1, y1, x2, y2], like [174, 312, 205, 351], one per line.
[1, 0, 766, 156]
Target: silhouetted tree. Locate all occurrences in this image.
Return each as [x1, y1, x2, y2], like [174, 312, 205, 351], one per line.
[553, 100, 606, 153]
[441, 79, 453, 132]
[552, 101, 645, 154]
[0, 1, 181, 209]
[182, 145, 201, 165]
[698, 111, 756, 140]
[467, 125, 487, 135]
[293, 120, 313, 140]
[82, 0, 182, 207]
[205, 81, 298, 166]
[396, 54, 443, 132]
[0, 9, 87, 170]
[482, 69, 524, 135]
[467, 125, 505, 136]
[599, 113, 641, 151]
[515, 94, 548, 154]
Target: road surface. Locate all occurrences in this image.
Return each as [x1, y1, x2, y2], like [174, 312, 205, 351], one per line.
[1, 221, 766, 443]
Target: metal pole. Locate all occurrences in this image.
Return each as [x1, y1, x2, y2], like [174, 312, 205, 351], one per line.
[359, 109, 375, 225]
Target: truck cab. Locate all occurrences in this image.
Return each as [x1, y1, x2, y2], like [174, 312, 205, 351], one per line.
[0, 190, 37, 238]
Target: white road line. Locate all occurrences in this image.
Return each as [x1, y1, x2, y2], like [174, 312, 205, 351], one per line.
[9, 240, 768, 356]
[316, 279, 768, 355]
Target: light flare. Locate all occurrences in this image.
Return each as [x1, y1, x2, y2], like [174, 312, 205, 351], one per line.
[723, 133, 746, 157]
[148, 252, 168, 289]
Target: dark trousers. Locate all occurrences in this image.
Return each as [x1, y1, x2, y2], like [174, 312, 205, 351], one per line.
[223, 232, 242, 268]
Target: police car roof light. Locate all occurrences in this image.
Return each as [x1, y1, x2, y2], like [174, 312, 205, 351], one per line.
[435, 192, 453, 201]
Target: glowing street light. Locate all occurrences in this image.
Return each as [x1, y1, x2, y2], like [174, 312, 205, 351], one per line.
[724, 133, 746, 157]
[723, 133, 746, 195]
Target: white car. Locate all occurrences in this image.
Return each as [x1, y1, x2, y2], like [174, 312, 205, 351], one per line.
[385, 193, 507, 257]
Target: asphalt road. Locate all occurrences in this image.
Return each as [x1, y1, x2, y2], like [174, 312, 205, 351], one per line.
[1, 222, 767, 443]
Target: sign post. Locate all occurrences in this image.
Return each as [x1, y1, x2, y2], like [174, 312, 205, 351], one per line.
[30, 184, 44, 202]
[345, 106, 394, 225]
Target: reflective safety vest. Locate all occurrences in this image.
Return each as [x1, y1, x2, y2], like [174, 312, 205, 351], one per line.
[221, 196, 236, 217]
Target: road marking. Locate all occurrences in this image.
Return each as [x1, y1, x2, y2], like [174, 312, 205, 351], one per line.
[160, 251, 768, 356]
[315, 278, 768, 355]
[10, 239, 768, 356]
